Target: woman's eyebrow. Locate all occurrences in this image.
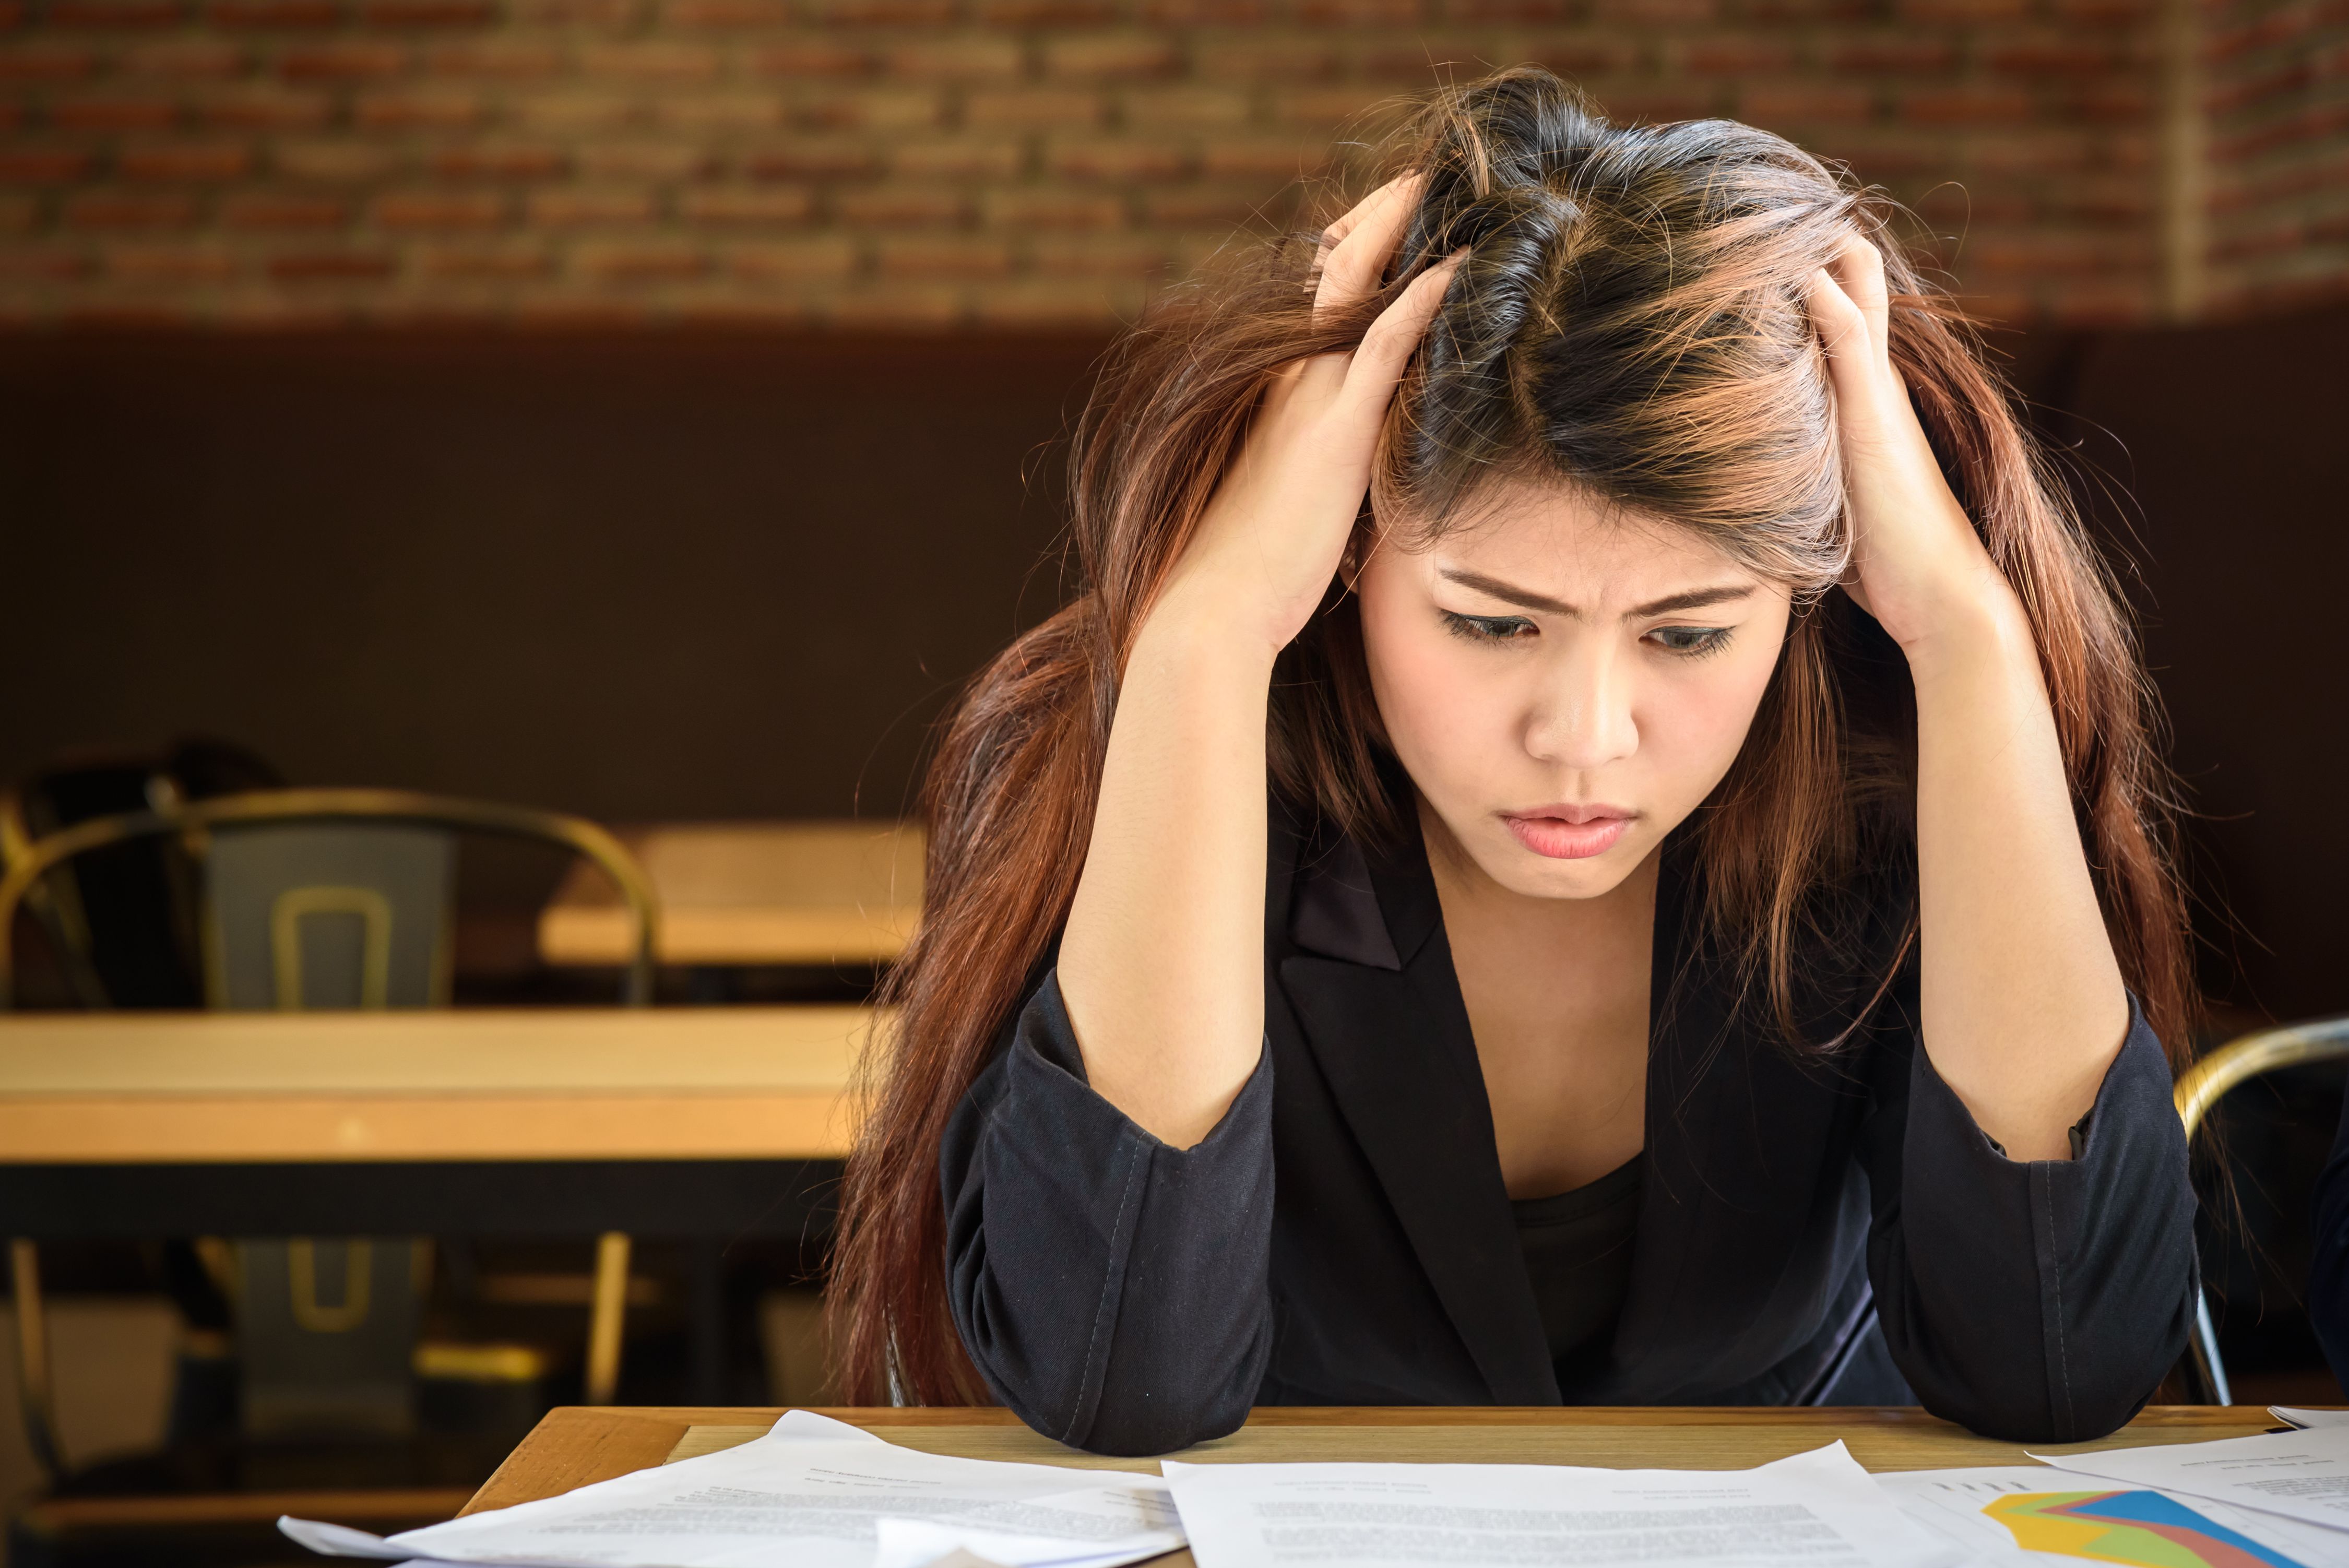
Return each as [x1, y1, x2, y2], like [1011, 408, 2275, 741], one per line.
[1437, 567, 1756, 620]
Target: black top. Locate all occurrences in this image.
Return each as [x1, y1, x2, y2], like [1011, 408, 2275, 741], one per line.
[1514, 1155, 1643, 1375]
[940, 794, 2198, 1457]
[2306, 1089, 2349, 1390]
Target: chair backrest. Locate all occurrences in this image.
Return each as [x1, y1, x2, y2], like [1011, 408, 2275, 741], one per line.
[0, 787, 660, 1009]
[2176, 1017, 2349, 1139]
[204, 823, 456, 1010]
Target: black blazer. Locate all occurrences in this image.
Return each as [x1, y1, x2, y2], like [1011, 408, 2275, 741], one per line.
[941, 798, 2198, 1457]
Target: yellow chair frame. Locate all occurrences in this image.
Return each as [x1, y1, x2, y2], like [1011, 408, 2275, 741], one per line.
[2171, 1014, 2349, 1405]
[0, 788, 663, 1477]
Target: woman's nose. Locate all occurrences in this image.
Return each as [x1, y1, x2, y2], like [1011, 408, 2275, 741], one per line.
[1524, 643, 1639, 771]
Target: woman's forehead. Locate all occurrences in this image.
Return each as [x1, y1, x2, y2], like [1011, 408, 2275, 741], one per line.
[1404, 482, 1771, 605]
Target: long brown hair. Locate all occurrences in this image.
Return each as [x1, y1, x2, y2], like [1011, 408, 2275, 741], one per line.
[832, 66, 2197, 1406]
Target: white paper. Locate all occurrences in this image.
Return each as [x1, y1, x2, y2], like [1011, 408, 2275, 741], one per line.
[1874, 1464, 2349, 1566]
[1162, 1440, 1956, 1567]
[2276, 1409, 2349, 1431]
[280, 1411, 1182, 1568]
[2034, 1426, 2349, 1535]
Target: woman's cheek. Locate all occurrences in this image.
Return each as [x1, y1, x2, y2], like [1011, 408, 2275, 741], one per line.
[1369, 622, 1504, 792]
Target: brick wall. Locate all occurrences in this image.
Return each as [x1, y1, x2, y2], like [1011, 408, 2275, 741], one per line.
[2203, 0, 2349, 312]
[0, 0, 2331, 327]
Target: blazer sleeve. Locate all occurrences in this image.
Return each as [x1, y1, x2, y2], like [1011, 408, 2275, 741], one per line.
[2307, 1089, 2349, 1394]
[939, 969, 1277, 1456]
[1862, 984, 2198, 1442]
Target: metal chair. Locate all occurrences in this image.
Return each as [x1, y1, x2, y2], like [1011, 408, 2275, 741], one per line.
[2172, 1015, 2349, 1405]
[1, 788, 661, 1479]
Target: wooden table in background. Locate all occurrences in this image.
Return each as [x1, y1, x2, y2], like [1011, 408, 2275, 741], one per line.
[468, 1406, 2290, 1567]
[538, 821, 923, 969]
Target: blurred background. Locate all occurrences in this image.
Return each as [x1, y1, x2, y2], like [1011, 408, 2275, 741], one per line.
[1, 0, 2345, 1560]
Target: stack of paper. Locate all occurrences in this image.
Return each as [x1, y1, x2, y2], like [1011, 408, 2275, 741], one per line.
[281, 1411, 1183, 1568]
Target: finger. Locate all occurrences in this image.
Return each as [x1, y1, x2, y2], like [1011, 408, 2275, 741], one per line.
[1336, 251, 1465, 419]
[1825, 232, 1890, 365]
[1313, 173, 1424, 321]
[1313, 173, 1418, 271]
[1805, 266, 1871, 379]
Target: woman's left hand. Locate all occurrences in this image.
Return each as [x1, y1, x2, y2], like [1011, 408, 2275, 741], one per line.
[1806, 235, 2019, 655]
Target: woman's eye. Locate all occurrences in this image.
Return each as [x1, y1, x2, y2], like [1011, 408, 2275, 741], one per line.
[1648, 625, 1733, 656]
[1440, 611, 1536, 643]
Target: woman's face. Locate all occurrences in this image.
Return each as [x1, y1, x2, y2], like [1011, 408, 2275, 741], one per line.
[1357, 481, 1794, 901]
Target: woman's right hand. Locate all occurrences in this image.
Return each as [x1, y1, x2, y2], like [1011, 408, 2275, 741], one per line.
[1157, 175, 1466, 654]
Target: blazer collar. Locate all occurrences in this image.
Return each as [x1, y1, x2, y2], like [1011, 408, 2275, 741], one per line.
[1280, 796, 1862, 1404]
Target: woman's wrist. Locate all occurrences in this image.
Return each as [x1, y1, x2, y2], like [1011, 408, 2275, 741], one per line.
[1893, 569, 2038, 690]
[1139, 573, 1295, 674]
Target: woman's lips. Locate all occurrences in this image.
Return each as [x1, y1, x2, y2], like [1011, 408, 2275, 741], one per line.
[1503, 808, 1635, 860]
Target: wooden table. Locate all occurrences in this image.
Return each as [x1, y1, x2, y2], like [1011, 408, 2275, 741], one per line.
[539, 821, 923, 969]
[0, 1005, 874, 1165]
[467, 1405, 2292, 1567]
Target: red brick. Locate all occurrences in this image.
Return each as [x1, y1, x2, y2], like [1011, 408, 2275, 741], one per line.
[663, 0, 792, 21]
[274, 138, 404, 179]
[0, 245, 87, 280]
[986, 187, 1125, 227]
[2047, 0, 2147, 25]
[357, 0, 493, 20]
[106, 242, 238, 280]
[1125, 85, 1251, 126]
[1137, 0, 1262, 17]
[1446, 0, 1581, 20]
[208, 0, 339, 23]
[892, 137, 1021, 176]
[426, 40, 561, 75]
[794, 86, 940, 129]
[1900, 86, 2033, 124]
[657, 91, 790, 128]
[877, 234, 1010, 275]
[0, 2, 23, 26]
[48, 0, 183, 26]
[1030, 233, 1167, 274]
[374, 188, 506, 227]
[828, 284, 964, 327]
[50, 93, 182, 129]
[505, 0, 637, 17]
[279, 42, 408, 79]
[1740, 82, 1872, 123]
[741, 138, 883, 177]
[268, 246, 397, 279]
[973, 281, 1129, 325]
[0, 193, 38, 230]
[748, 41, 872, 75]
[118, 141, 253, 179]
[0, 44, 99, 78]
[1193, 35, 1336, 79]
[417, 243, 552, 278]
[1268, 84, 1394, 125]
[527, 187, 657, 224]
[579, 41, 720, 80]
[1823, 39, 1955, 73]
[1199, 134, 1322, 177]
[198, 87, 330, 126]
[1511, 36, 1633, 74]
[514, 90, 642, 129]
[1354, 37, 1501, 81]
[835, 182, 966, 222]
[963, 88, 1100, 127]
[1588, 0, 1712, 21]
[1592, 83, 1716, 121]
[576, 139, 717, 178]
[886, 37, 1023, 79]
[1047, 136, 1190, 179]
[574, 240, 705, 279]
[221, 188, 348, 225]
[808, 0, 957, 21]
[725, 236, 857, 279]
[970, 0, 1114, 18]
[353, 88, 483, 127]
[64, 188, 197, 224]
[1680, 36, 1794, 73]
[678, 184, 816, 222]
[2060, 83, 2153, 125]
[431, 141, 567, 178]
[1294, 0, 1421, 19]
[1143, 183, 1286, 224]
[1987, 37, 2123, 74]
[119, 39, 243, 74]
[1044, 33, 1184, 79]
[1894, 0, 2024, 19]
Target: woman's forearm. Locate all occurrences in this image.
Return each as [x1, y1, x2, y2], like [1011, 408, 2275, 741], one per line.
[1909, 587, 2131, 1161]
[1056, 587, 1279, 1149]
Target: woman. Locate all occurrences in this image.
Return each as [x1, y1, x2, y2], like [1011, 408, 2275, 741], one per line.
[835, 67, 2201, 1455]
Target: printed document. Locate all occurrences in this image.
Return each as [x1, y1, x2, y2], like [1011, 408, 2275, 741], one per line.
[279, 1410, 1182, 1568]
[2277, 1410, 2349, 1431]
[2034, 1426, 2349, 1535]
[1162, 1440, 1956, 1567]
[1874, 1464, 2349, 1566]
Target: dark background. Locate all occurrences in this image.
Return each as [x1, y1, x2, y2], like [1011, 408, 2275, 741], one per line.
[2, 309, 2344, 1018]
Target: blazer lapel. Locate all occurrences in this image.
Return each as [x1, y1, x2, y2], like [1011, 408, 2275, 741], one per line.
[1276, 823, 1559, 1406]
